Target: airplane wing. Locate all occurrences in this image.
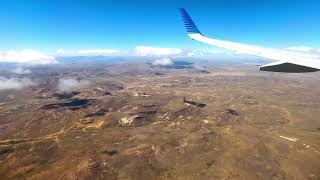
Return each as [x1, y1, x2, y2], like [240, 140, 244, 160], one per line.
[179, 8, 320, 73]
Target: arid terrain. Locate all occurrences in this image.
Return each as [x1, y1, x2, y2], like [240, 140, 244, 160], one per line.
[0, 59, 320, 179]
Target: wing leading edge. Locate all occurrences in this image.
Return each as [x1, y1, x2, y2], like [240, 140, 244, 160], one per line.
[179, 8, 320, 73]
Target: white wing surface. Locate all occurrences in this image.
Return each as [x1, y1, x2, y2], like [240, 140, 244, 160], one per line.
[179, 8, 320, 72]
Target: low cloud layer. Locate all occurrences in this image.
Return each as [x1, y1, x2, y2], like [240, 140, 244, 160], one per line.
[152, 58, 173, 66]
[134, 46, 224, 57]
[286, 46, 320, 53]
[135, 46, 183, 56]
[57, 78, 91, 92]
[1, 45, 318, 66]
[0, 77, 35, 90]
[55, 49, 121, 56]
[55, 47, 218, 58]
[0, 49, 57, 64]
[10, 67, 31, 74]
[76, 49, 120, 55]
[55, 47, 221, 57]
[0, 47, 230, 65]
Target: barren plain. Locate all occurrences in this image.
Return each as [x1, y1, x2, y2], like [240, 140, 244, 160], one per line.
[0, 60, 320, 179]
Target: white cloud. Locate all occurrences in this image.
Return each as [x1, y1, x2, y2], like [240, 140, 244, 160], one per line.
[186, 49, 224, 56]
[55, 49, 121, 56]
[56, 48, 65, 54]
[53, 46, 227, 58]
[0, 77, 35, 90]
[134, 46, 226, 57]
[194, 64, 206, 70]
[135, 46, 183, 56]
[57, 78, 91, 93]
[286, 46, 320, 53]
[76, 49, 120, 55]
[0, 49, 57, 64]
[286, 46, 314, 52]
[152, 58, 173, 66]
[10, 67, 31, 74]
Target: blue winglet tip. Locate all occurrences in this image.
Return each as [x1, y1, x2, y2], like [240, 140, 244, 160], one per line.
[179, 8, 201, 34]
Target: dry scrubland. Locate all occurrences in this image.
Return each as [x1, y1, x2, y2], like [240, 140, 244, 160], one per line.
[0, 61, 320, 179]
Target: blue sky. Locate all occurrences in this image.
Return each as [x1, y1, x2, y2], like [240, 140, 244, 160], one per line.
[1, 0, 320, 52]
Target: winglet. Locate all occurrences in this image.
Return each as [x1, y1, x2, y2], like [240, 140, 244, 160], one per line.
[179, 8, 202, 35]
